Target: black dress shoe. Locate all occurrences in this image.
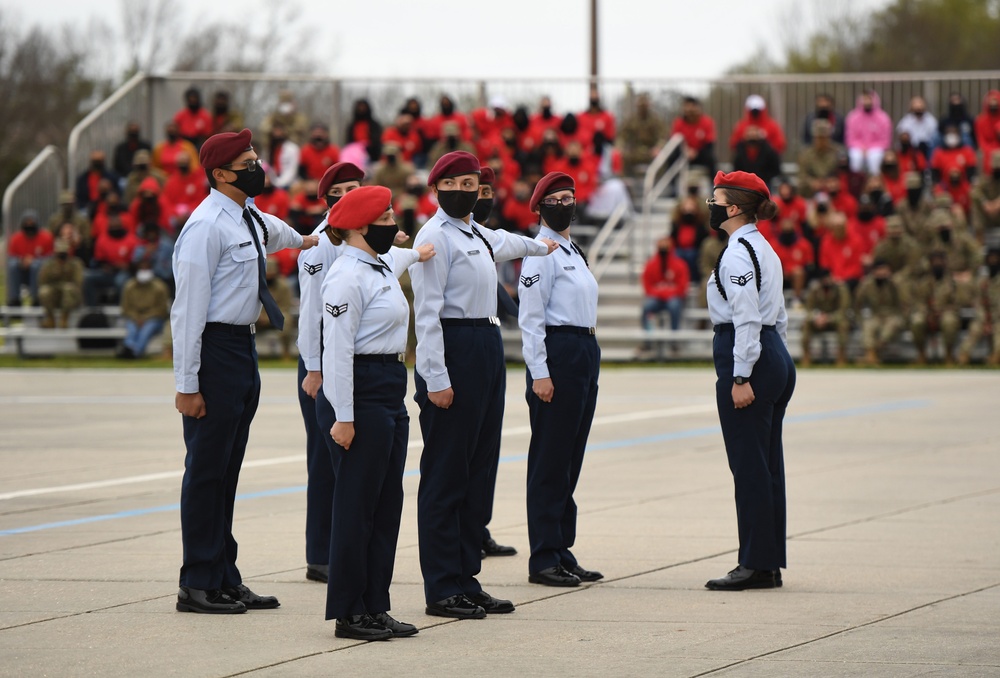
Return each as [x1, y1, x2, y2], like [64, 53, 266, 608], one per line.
[567, 564, 604, 582]
[335, 614, 393, 641]
[425, 594, 486, 619]
[705, 565, 777, 591]
[529, 566, 580, 587]
[774, 570, 783, 587]
[482, 537, 517, 557]
[176, 586, 246, 614]
[306, 564, 329, 583]
[466, 590, 515, 614]
[372, 612, 418, 637]
[222, 584, 281, 609]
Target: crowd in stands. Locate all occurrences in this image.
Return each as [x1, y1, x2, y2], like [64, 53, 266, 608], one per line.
[7, 85, 1000, 365]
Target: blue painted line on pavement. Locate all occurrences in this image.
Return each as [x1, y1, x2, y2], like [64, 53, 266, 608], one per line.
[0, 398, 930, 537]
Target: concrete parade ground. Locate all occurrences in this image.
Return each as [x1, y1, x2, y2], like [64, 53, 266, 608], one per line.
[0, 366, 998, 677]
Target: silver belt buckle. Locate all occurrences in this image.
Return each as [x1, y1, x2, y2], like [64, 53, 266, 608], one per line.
[588, 327, 596, 335]
[249, 323, 256, 335]
[489, 316, 500, 326]
[396, 352, 405, 363]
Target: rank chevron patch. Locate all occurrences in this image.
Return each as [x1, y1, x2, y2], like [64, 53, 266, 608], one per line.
[325, 303, 348, 317]
[520, 274, 540, 288]
[730, 271, 754, 287]
[304, 262, 323, 276]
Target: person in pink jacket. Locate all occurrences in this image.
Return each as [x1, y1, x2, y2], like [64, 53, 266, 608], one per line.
[845, 91, 893, 175]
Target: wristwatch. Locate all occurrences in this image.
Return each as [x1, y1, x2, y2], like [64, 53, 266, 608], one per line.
[733, 376, 749, 385]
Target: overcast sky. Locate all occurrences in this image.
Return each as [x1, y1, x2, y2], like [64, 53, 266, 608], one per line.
[5, 0, 896, 80]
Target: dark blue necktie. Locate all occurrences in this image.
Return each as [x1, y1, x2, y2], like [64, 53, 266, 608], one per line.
[242, 208, 284, 331]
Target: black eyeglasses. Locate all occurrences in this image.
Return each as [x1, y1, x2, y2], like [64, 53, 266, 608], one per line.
[705, 198, 733, 207]
[540, 196, 577, 207]
[221, 159, 260, 172]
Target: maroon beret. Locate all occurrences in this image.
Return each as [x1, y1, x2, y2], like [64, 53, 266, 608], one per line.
[479, 166, 496, 186]
[316, 162, 365, 199]
[713, 170, 770, 199]
[529, 171, 575, 211]
[326, 185, 392, 230]
[427, 151, 480, 186]
[199, 128, 253, 171]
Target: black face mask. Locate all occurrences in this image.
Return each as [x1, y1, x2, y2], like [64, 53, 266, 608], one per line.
[187, 101, 200, 112]
[900, 140, 912, 151]
[858, 210, 875, 223]
[437, 189, 479, 219]
[539, 203, 575, 231]
[816, 107, 831, 119]
[261, 185, 274, 195]
[127, 131, 140, 141]
[472, 198, 494, 224]
[541, 106, 553, 119]
[135, 164, 149, 173]
[167, 132, 179, 142]
[568, 156, 581, 166]
[214, 104, 228, 115]
[778, 231, 797, 246]
[91, 161, 105, 173]
[363, 224, 398, 255]
[446, 137, 459, 150]
[988, 263, 1000, 277]
[108, 228, 126, 239]
[229, 166, 265, 197]
[57, 252, 69, 261]
[875, 276, 888, 287]
[931, 266, 946, 280]
[992, 169, 1000, 180]
[680, 213, 697, 225]
[882, 163, 898, 174]
[869, 190, 884, 203]
[817, 203, 830, 215]
[990, 104, 999, 115]
[907, 189, 922, 207]
[440, 103, 454, 116]
[325, 194, 341, 208]
[179, 165, 190, 175]
[938, 228, 952, 243]
[709, 203, 735, 230]
[22, 224, 38, 236]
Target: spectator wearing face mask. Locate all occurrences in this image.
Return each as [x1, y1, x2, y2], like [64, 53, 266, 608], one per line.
[930, 124, 977, 215]
[670, 193, 709, 279]
[161, 156, 208, 230]
[84, 211, 140, 305]
[896, 96, 938, 160]
[113, 122, 152, 178]
[851, 195, 887, 270]
[47, 189, 91, 249]
[298, 124, 341, 180]
[423, 95, 472, 149]
[818, 212, 865, 293]
[261, 90, 309, 146]
[732, 125, 782, 188]
[873, 215, 922, 283]
[500, 179, 537, 233]
[173, 87, 213, 149]
[771, 218, 815, 304]
[152, 122, 200, 177]
[974, 90, 1000, 168]
[879, 150, 906, 203]
[527, 96, 563, 147]
[640, 235, 690, 334]
[547, 140, 598, 207]
[123, 150, 168, 204]
[132, 222, 175, 289]
[925, 210, 982, 276]
[958, 248, 1000, 365]
[6, 210, 54, 306]
[895, 130, 928, 177]
[730, 95, 786, 157]
[771, 179, 809, 239]
[252, 174, 291, 222]
[909, 250, 976, 365]
[577, 85, 616, 147]
[939, 92, 977, 150]
[129, 177, 171, 235]
[800, 267, 851, 366]
[209, 90, 244, 135]
[266, 124, 301, 191]
[371, 142, 415, 198]
[75, 151, 120, 213]
[118, 260, 170, 359]
[855, 259, 908, 365]
[845, 91, 893, 176]
[797, 119, 845, 199]
[427, 121, 477, 168]
[38, 238, 84, 328]
[345, 98, 384, 166]
[802, 93, 845, 145]
[618, 93, 668, 175]
[382, 113, 423, 166]
[671, 96, 717, 179]
[971, 149, 1000, 244]
[895, 172, 933, 243]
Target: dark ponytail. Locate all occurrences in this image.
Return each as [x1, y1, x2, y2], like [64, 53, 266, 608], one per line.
[756, 199, 778, 221]
[721, 189, 777, 224]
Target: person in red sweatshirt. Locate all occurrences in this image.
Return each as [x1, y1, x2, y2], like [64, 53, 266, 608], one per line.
[381, 113, 422, 165]
[6, 210, 54, 305]
[818, 213, 865, 292]
[253, 174, 291, 222]
[641, 236, 690, 331]
[548, 140, 599, 206]
[173, 88, 213, 148]
[423, 94, 472, 148]
[129, 176, 172, 235]
[161, 157, 208, 230]
[577, 84, 616, 148]
[299, 125, 341, 180]
[671, 96, 717, 177]
[975, 90, 1000, 169]
[771, 218, 815, 302]
[730, 94, 786, 156]
[84, 210, 140, 305]
[931, 124, 977, 215]
[501, 179, 537, 233]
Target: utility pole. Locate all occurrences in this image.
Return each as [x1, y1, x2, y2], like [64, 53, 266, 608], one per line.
[590, 0, 598, 81]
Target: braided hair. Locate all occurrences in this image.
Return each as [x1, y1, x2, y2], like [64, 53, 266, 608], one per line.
[245, 207, 270, 247]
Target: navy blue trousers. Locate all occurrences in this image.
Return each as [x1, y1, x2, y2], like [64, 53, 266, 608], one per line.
[316, 362, 408, 620]
[179, 326, 260, 589]
[525, 332, 600, 574]
[713, 325, 795, 571]
[298, 358, 334, 566]
[415, 324, 505, 604]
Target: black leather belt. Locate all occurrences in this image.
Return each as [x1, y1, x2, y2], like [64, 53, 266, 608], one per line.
[714, 323, 776, 332]
[354, 353, 405, 363]
[440, 317, 500, 327]
[205, 322, 256, 336]
[546, 325, 596, 336]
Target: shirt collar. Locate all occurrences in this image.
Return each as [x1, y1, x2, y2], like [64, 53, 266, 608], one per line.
[538, 225, 572, 247]
[732, 222, 759, 239]
[209, 187, 248, 222]
[343, 244, 381, 267]
[435, 207, 474, 235]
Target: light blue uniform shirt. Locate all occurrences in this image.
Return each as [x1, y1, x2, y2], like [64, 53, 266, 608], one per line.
[171, 188, 303, 393]
[297, 216, 420, 372]
[518, 226, 599, 379]
[411, 208, 550, 392]
[320, 246, 412, 422]
[706, 222, 789, 378]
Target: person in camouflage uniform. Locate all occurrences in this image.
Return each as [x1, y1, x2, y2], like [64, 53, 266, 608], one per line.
[924, 210, 982, 275]
[958, 248, 1000, 365]
[619, 93, 669, 175]
[873, 215, 922, 283]
[696, 230, 728, 309]
[800, 267, 852, 366]
[894, 172, 934, 244]
[970, 150, 1000, 246]
[38, 239, 84, 329]
[909, 251, 977, 365]
[855, 259, 908, 365]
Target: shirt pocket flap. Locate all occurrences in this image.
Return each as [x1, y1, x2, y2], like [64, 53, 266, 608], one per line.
[230, 245, 259, 263]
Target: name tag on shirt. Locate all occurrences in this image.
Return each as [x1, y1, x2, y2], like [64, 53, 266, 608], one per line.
[467, 249, 480, 256]
[239, 241, 253, 248]
[564, 265, 576, 271]
[381, 286, 391, 293]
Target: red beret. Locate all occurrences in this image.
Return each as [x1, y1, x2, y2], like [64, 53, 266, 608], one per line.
[713, 170, 770, 199]
[316, 162, 365, 199]
[479, 166, 495, 186]
[325, 185, 392, 231]
[529, 171, 575, 211]
[199, 128, 253, 171]
[427, 151, 480, 186]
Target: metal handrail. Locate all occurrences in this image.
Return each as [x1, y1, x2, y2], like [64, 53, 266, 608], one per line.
[589, 201, 629, 282]
[1, 145, 61, 241]
[67, 71, 147, 182]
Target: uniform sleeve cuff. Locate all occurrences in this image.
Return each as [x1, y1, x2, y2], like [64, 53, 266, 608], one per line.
[528, 362, 550, 380]
[335, 406, 354, 422]
[303, 357, 321, 372]
[733, 361, 753, 379]
[424, 373, 452, 392]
